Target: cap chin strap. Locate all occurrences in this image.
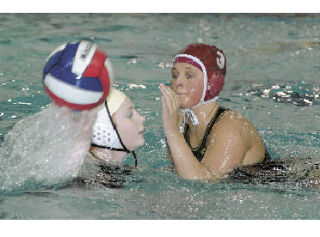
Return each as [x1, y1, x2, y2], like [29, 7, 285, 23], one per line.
[91, 144, 137, 168]
[179, 108, 198, 133]
[178, 96, 218, 133]
[91, 102, 137, 167]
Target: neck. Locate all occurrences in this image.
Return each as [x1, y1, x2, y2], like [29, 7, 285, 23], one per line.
[189, 101, 219, 129]
[89, 146, 128, 165]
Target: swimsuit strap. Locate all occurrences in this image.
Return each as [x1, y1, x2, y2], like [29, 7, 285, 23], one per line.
[184, 106, 229, 161]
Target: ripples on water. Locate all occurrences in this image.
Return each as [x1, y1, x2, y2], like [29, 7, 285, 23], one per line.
[0, 14, 320, 219]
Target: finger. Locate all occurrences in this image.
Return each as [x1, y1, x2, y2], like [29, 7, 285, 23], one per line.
[82, 109, 99, 132]
[90, 110, 98, 122]
[159, 85, 166, 96]
[162, 86, 179, 111]
[89, 111, 98, 127]
[79, 110, 88, 125]
[162, 87, 175, 114]
[161, 96, 166, 115]
[161, 96, 171, 122]
[60, 107, 73, 120]
[162, 85, 178, 104]
[162, 92, 172, 114]
[160, 83, 170, 97]
[166, 87, 179, 108]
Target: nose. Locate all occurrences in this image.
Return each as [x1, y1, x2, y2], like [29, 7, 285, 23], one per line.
[173, 75, 185, 88]
[137, 111, 146, 124]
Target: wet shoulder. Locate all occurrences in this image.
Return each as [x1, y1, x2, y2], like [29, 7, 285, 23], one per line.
[213, 110, 249, 132]
[208, 110, 259, 149]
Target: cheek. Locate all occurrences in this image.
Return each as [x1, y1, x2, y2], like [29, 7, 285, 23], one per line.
[171, 80, 177, 89]
[171, 78, 204, 108]
[116, 120, 139, 148]
[185, 82, 203, 105]
[117, 122, 135, 138]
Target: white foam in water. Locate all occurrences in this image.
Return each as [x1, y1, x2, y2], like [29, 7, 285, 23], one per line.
[0, 104, 97, 192]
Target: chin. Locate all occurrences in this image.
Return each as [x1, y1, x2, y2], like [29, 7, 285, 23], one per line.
[128, 140, 144, 151]
[136, 138, 145, 148]
[107, 157, 125, 166]
[179, 99, 199, 109]
[137, 140, 145, 148]
[180, 103, 197, 109]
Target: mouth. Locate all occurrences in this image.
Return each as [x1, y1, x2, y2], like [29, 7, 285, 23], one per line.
[176, 92, 186, 96]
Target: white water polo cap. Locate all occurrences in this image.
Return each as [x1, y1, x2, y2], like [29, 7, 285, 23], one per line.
[92, 88, 127, 151]
[43, 40, 114, 110]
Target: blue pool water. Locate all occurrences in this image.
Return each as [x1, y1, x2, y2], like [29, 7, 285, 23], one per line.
[0, 13, 320, 219]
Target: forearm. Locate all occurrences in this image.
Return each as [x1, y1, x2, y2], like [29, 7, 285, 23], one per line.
[166, 130, 219, 181]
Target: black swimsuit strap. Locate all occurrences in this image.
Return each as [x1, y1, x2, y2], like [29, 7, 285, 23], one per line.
[184, 106, 229, 161]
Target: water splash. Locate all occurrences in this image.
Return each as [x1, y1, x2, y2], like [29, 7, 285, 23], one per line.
[0, 104, 96, 193]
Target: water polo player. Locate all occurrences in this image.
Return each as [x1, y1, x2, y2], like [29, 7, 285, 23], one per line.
[0, 40, 113, 191]
[75, 88, 145, 188]
[44, 39, 145, 188]
[90, 88, 145, 165]
[160, 43, 268, 181]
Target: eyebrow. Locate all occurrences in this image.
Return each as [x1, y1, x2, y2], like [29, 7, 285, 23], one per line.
[184, 66, 195, 70]
[172, 66, 194, 70]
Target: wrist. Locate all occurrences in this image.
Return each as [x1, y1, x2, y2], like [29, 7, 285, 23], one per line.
[165, 128, 182, 139]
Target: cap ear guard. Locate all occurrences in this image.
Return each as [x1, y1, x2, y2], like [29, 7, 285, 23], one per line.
[92, 101, 129, 152]
[91, 101, 138, 167]
[204, 70, 225, 103]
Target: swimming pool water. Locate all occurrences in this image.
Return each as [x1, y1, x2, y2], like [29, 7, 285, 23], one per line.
[0, 13, 320, 219]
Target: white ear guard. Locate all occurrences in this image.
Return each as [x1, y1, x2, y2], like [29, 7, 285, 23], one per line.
[92, 101, 128, 152]
[91, 89, 137, 167]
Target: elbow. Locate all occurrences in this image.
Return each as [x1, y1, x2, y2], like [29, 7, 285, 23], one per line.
[178, 169, 222, 183]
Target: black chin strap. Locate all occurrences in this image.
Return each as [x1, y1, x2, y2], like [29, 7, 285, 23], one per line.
[120, 145, 138, 168]
[91, 143, 137, 168]
[132, 151, 137, 168]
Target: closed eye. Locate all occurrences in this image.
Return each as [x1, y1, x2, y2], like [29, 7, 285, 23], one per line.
[171, 73, 178, 79]
[186, 73, 195, 79]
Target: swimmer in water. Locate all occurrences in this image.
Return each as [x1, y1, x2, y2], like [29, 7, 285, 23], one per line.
[75, 88, 146, 188]
[160, 43, 269, 181]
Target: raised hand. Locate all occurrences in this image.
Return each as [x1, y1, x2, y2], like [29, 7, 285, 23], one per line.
[160, 83, 180, 136]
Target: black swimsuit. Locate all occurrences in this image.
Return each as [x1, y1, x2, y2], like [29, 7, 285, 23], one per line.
[183, 106, 228, 162]
[183, 106, 271, 163]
